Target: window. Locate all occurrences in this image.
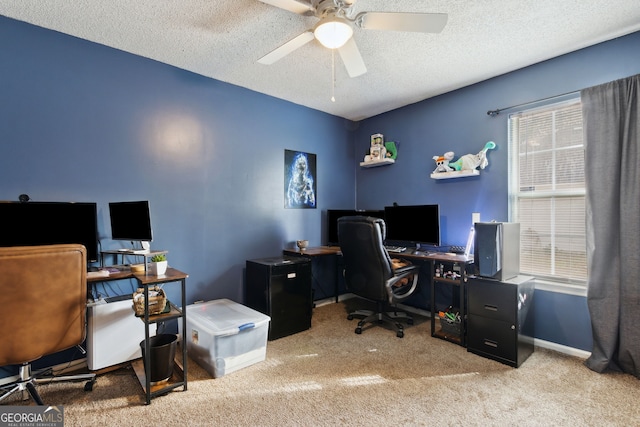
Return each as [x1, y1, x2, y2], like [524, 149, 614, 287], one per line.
[508, 98, 587, 290]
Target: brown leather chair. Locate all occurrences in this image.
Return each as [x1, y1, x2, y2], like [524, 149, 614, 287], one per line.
[0, 244, 96, 405]
[338, 216, 420, 338]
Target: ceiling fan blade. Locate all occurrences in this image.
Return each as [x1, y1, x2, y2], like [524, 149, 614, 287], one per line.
[258, 31, 315, 64]
[357, 12, 448, 33]
[257, 0, 314, 15]
[338, 37, 367, 78]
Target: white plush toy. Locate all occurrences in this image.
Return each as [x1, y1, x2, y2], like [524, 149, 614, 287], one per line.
[449, 141, 496, 171]
[432, 151, 455, 173]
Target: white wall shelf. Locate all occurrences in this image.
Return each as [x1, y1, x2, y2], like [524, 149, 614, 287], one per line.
[360, 158, 395, 168]
[430, 170, 480, 180]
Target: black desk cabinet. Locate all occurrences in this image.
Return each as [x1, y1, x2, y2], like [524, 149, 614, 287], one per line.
[467, 275, 535, 367]
[246, 257, 312, 340]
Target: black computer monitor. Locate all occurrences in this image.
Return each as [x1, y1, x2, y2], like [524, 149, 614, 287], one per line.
[0, 201, 99, 263]
[383, 204, 441, 247]
[108, 201, 153, 243]
[326, 209, 385, 246]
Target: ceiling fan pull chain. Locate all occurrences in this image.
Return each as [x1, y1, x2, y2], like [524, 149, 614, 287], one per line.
[331, 49, 336, 102]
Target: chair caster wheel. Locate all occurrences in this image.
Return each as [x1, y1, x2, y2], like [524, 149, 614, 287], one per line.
[347, 314, 354, 320]
[396, 331, 404, 338]
[84, 380, 95, 391]
[407, 319, 414, 325]
[355, 327, 362, 334]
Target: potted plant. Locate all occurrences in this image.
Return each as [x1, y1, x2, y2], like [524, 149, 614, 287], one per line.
[148, 253, 168, 275]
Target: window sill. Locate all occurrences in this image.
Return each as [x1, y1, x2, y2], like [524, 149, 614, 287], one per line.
[533, 278, 587, 297]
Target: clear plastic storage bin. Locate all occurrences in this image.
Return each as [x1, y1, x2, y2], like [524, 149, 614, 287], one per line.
[180, 299, 270, 378]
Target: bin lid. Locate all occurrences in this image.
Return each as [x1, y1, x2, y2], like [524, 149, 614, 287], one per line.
[187, 298, 270, 337]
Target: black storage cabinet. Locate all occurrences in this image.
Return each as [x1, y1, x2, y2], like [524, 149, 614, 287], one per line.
[245, 257, 312, 340]
[466, 275, 535, 367]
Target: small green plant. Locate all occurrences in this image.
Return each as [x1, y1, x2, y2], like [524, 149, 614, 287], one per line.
[151, 254, 166, 262]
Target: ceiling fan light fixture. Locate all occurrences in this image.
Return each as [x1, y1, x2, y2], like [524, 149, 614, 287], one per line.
[314, 16, 353, 49]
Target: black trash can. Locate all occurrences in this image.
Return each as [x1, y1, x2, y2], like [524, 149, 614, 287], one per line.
[140, 334, 177, 384]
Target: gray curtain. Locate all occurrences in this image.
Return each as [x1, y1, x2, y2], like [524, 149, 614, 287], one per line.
[582, 74, 640, 378]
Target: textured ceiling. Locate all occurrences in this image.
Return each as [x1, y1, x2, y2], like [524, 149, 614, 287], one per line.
[1, 0, 640, 121]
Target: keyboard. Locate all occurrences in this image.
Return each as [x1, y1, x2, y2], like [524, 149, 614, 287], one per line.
[385, 245, 407, 253]
[449, 245, 466, 254]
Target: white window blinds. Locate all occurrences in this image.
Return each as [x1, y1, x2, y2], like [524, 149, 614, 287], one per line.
[508, 98, 587, 286]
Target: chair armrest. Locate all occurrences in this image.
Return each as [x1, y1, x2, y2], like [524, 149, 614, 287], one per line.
[386, 264, 420, 303]
[393, 264, 420, 277]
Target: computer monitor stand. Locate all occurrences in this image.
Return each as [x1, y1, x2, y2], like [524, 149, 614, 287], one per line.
[124, 240, 150, 254]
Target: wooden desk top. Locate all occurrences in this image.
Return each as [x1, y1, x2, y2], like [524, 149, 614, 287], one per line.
[86, 269, 133, 283]
[87, 267, 188, 284]
[398, 250, 473, 263]
[283, 246, 342, 257]
[284, 245, 472, 263]
[133, 267, 188, 285]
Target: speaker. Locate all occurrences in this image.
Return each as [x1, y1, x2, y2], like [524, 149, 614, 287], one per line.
[474, 222, 520, 281]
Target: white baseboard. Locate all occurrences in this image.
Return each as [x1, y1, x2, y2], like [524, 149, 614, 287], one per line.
[318, 295, 591, 359]
[534, 338, 591, 359]
[48, 357, 89, 375]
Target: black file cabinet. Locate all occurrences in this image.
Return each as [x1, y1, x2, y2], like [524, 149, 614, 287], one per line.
[467, 275, 535, 367]
[246, 257, 312, 340]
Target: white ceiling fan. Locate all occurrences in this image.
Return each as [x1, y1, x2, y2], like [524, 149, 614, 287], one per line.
[257, 0, 448, 77]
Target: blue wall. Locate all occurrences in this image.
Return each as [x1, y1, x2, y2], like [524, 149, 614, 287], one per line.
[356, 31, 640, 351]
[355, 32, 640, 245]
[2, 14, 639, 353]
[0, 16, 356, 306]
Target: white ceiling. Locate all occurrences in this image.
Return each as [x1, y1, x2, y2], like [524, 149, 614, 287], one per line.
[1, 0, 640, 121]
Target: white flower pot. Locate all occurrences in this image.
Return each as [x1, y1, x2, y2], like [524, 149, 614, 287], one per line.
[149, 260, 168, 275]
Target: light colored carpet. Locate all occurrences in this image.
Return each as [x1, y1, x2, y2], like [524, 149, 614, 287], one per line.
[3, 299, 639, 426]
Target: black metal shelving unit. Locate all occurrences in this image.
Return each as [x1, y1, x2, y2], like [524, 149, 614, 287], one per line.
[131, 268, 188, 405]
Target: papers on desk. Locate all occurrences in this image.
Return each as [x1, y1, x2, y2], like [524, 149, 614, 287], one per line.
[87, 270, 110, 279]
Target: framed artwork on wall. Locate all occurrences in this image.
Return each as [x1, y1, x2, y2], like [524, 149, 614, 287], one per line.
[285, 150, 317, 209]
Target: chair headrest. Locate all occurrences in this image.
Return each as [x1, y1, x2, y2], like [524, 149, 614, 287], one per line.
[337, 215, 386, 240]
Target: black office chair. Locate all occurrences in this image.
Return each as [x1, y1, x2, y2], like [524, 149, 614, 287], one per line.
[338, 216, 420, 338]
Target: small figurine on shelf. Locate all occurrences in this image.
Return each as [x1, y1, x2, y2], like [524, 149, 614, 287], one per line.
[384, 141, 398, 159]
[369, 144, 386, 161]
[364, 133, 387, 162]
[432, 151, 455, 173]
[430, 141, 497, 179]
[449, 141, 496, 171]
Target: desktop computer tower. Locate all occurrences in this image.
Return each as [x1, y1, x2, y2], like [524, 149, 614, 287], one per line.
[87, 296, 156, 371]
[474, 222, 520, 281]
